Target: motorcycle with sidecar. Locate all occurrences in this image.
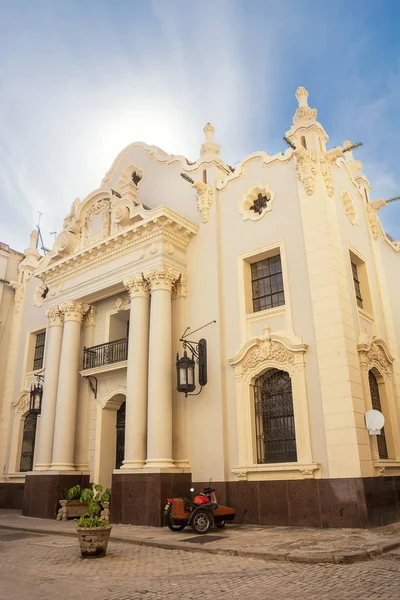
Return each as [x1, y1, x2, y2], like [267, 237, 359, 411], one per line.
[164, 486, 235, 534]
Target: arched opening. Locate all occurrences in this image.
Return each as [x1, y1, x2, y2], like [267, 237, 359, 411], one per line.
[115, 401, 126, 469]
[95, 393, 126, 489]
[300, 136, 307, 150]
[254, 369, 297, 464]
[20, 413, 38, 472]
[368, 370, 388, 459]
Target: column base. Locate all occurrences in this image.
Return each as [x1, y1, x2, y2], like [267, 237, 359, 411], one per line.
[22, 472, 90, 519]
[49, 463, 75, 471]
[174, 460, 191, 469]
[144, 458, 176, 469]
[111, 471, 192, 526]
[120, 460, 146, 470]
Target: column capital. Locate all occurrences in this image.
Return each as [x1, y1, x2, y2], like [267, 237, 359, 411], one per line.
[59, 300, 90, 323]
[45, 306, 64, 326]
[123, 274, 150, 299]
[144, 265, 179, 293]
[83, 305, 97, 327]
[172, 274, 188, 299]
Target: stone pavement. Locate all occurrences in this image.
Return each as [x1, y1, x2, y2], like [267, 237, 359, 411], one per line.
[1, 509, 400, 564]
[1, 527, 400, 600]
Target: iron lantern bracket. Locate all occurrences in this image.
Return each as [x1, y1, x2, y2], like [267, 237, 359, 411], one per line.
[83, 375, 98, 399]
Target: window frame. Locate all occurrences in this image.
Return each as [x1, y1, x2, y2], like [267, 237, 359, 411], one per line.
[351, 262, 363, 309]
[250, 254, 285, 313]
[32, 331, 46, 371]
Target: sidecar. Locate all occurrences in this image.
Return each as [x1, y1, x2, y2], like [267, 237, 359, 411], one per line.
[165, 495, 235, 534]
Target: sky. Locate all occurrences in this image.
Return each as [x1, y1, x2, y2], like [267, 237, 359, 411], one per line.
[0, 0, 399, 252]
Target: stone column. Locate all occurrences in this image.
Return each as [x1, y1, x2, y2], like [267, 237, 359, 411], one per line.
[34, 306, 64, 470]
[50, 301, 89, 471]
[145, 265, 178, 469]
[172, 276, 190, 469]
[74, 306, 96, 471]
[120, 275, 150, 469]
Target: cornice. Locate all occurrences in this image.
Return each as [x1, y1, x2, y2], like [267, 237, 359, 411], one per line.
[101, 142, 230, 187]
[216, 150, 293, 192]
[34, 206, 198, 285]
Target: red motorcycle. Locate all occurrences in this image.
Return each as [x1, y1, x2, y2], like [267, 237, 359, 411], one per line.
[164, 486, 235, 534]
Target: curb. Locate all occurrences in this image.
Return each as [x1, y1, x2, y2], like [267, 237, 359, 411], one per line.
[1, 523, 400, 565]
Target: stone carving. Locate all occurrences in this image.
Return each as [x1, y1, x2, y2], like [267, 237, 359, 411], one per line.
[123, 274, 150, 298]
[200, 123, 221, 157]
[144, 265, 179, 292]
[192, 181, 213, 224]
[366, 200, 386, 241]
[83, 306, 97, 327]
[320, 156, 334, 197]
[112, 201, 130, 226]
[34, 281, 49, 307]
[10, 281, 24, 313]
[166, 242, 174, 255]
[149, 242, 159, 255]
[59, 301, 90, 322]
[296, 150, 318, 196]
[239, 184, 275, 222]
[242, 339, 294, 374]
[361, 340, 393, 380]
[293, 87, 318, 124]
[83, 198, 111, 246]
[341, 190, 357, 224]
[172, 274, 188, 299]
[13, 392, 30, 415]
[46, 306, 64, 326]
[113, 297, 130, 311]
[54, 230, 79, 256]
[63, 198, 81, 232]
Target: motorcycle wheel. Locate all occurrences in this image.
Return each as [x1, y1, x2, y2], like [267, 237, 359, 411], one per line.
[191, 511, 212, 534]
[215, 521, 226, 529]
[167, 512, 186, 532]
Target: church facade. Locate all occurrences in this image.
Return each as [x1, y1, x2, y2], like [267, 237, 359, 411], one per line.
[1, 87, 400, 528]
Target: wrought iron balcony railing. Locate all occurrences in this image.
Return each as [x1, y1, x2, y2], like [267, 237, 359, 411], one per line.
[83, 337, 128, 370]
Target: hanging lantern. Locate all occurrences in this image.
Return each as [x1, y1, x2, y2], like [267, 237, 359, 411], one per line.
[176, 351, 196, 396]
[29, 383, 43, 414]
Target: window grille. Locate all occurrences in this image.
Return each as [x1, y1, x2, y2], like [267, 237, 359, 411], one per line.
[33, 331, 46, 371]
[251, 255, 285, 313]
[351, 262, 363, 309]
[20, 413, 38, 472]
[254, 369, 297, 464]
[115, 402, 126, 469]
[369, 371, 388, 459]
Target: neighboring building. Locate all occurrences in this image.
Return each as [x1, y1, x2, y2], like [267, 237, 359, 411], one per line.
[1, 87, 400, 527]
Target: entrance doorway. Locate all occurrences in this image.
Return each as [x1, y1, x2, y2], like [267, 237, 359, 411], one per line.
[115, 401, 126, 469]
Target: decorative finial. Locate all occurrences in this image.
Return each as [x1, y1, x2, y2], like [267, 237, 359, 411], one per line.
[24, 230, 40, 259]
[296, 86, 309, 108]
[200, 123, 220, 157]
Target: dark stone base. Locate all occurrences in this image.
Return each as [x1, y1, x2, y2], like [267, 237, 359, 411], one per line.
[111, 472, 192, 526]
[22, 473, 90, 519]
[0, 482, 25, 509]
[195, 476, 400, 529]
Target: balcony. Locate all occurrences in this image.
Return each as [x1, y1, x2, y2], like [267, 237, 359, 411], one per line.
[83, 338, 128, 370]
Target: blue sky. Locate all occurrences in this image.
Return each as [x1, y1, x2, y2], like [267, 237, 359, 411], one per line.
[0, 0, 399, 251]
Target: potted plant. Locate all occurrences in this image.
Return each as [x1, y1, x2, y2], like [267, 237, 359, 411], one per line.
[76, 484, 112, 558]
[56, 485, 89, 521]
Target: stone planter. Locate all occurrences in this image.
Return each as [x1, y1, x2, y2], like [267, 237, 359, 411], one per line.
[76, 525, 112, 558]
[56, 499, 88, 521]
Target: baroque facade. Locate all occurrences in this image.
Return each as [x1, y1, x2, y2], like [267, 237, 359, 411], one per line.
[1, 88, 400, 527]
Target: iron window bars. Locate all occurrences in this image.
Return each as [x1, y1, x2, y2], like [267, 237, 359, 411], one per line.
[254, 369, 297, 464]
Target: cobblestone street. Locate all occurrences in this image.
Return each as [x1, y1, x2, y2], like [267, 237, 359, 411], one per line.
[0, 529, 400, 600]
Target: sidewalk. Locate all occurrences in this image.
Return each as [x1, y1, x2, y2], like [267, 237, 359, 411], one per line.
[1, 509, 400, 564]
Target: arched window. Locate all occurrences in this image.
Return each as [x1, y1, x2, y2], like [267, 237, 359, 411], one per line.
[254, 369, 297, 464]
[369, 371, 388, 459]
[115, 401, 126, 469]
[300, 136, 307, 149]
[20, 413, 38, 472]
